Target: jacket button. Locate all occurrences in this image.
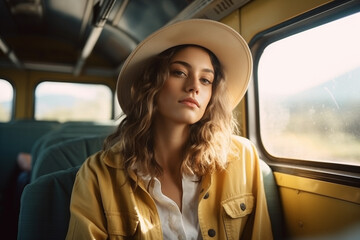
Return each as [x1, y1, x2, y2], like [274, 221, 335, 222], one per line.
[203, 192, 209, 199]
[208, 229, 216, 237]
[240, 203, 246, 211]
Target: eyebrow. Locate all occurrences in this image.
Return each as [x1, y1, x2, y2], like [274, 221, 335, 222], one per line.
[170, 61, 214, 75]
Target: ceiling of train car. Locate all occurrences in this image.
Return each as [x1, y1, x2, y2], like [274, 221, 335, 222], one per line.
[0, 0, 251, 76]
[0, 0, 190, 75]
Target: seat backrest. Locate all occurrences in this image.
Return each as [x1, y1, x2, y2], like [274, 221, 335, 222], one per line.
[259, 160, 287, 239]
[0, 120, 60, 207]
[31, 121, 116, 166]
[17, 166, 79, 240]
[31, 135, 106, 182]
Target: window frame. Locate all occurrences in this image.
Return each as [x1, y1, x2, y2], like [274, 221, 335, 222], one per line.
[247, 0, 360, 187]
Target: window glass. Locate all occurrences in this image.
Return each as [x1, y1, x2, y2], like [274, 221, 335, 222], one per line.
[0, 79, 14, 122]
[35, 81, 112, 122]
[257, 12, 360, 165]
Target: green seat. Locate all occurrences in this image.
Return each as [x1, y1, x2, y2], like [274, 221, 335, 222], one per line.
[0, 120, 60, 194]
[260, 160, 287, 239]
[31, 135, 106, 182]
[0, 120, 60, 224]
[18, 134, 108, 240]
[30, 121, 116, 167]
[17, 167, 79, 240]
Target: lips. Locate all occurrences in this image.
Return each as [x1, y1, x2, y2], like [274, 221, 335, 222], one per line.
[179, 97, 200, 108]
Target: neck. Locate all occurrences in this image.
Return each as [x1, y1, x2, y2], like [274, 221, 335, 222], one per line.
[153, 117, 190, 172]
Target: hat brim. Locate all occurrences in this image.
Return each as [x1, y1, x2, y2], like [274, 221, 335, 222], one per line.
[117, 19, 252, 114]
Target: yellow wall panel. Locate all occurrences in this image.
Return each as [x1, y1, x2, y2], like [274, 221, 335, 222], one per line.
[275, 172, 360, 238]
[240, 0, 333, 42]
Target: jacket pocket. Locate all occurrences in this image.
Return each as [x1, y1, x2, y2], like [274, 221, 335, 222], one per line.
[222, 194, 254, 240]
[105, 211, 139, 238]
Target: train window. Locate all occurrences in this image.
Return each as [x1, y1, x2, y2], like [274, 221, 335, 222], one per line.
[257, 12, 360, 166]
[0, 79, 14, 122]
[35, 81, 112, 122]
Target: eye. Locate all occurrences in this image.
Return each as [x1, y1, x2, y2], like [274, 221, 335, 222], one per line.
[200, 77, 213, 85]
[171, 69, 187, 78]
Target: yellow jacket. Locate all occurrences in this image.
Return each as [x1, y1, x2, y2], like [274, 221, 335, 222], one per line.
[66, 135, 273, 239]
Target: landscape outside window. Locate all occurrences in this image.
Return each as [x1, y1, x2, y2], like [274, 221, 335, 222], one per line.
[257, 12, 360, 165]
[0, 79, 13, 122]
[35, 81, 112, 122]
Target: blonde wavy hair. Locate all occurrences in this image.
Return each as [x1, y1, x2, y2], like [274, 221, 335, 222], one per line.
[104, 45, 237, 177]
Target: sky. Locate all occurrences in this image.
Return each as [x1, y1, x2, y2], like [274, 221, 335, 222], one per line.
[258, 11, 360, 96]
[0, 80, 13, 102]
[35, 82, 112, 100]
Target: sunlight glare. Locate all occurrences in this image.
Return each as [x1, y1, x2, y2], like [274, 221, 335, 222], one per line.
[0, 80, 13, 102]
[36, 82, 111, 100]
[259, 12, 360, 96]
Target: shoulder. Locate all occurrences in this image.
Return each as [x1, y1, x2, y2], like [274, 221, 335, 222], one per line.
[74, 148, 131, 197]
[227, 135, 259, 165]
[82, 146, 125, 169]
[230, 135, 256, 153]
[231, 134, 253, 145]
[211, 136, 261, 192]
[77, 147, 126, 180]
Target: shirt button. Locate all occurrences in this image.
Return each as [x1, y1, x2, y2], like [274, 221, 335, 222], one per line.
[208, 229, 216, 237]
[203, 192, 209, 199]
[240, 203, 246, 211]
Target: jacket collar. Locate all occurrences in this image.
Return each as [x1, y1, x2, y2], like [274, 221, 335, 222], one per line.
[102, 148, 125, 169]
[101, 145, 148, 189]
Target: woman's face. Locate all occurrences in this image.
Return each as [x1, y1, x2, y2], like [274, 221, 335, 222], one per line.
[156, 46, 214, 125]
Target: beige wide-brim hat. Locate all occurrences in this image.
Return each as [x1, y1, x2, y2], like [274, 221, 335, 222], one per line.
[117, 19, 253, 114]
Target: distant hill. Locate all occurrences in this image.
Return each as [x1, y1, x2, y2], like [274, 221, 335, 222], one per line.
[286, 66, 360, 109]
[0, 101, 11, 112]
[282, 67, 360, 135]
[35, 94, 79, 116]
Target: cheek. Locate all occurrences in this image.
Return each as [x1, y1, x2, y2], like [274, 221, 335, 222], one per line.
[202, 87, 213, 108]
[157, 82, 175, 102]
[196, 88, 212, 118]
[156, 82, 178, 111]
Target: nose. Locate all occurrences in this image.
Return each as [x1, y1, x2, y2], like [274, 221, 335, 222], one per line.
[185, 74, 200, 94]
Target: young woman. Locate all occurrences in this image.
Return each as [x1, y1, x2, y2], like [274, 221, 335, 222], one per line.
[66, 19, 273, 240]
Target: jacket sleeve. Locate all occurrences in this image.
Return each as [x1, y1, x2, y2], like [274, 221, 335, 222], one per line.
[66, 155, 108, 240]
[242, 141, 274, 240]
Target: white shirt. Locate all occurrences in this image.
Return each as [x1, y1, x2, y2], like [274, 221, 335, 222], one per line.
[140, 174, 202, 240]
